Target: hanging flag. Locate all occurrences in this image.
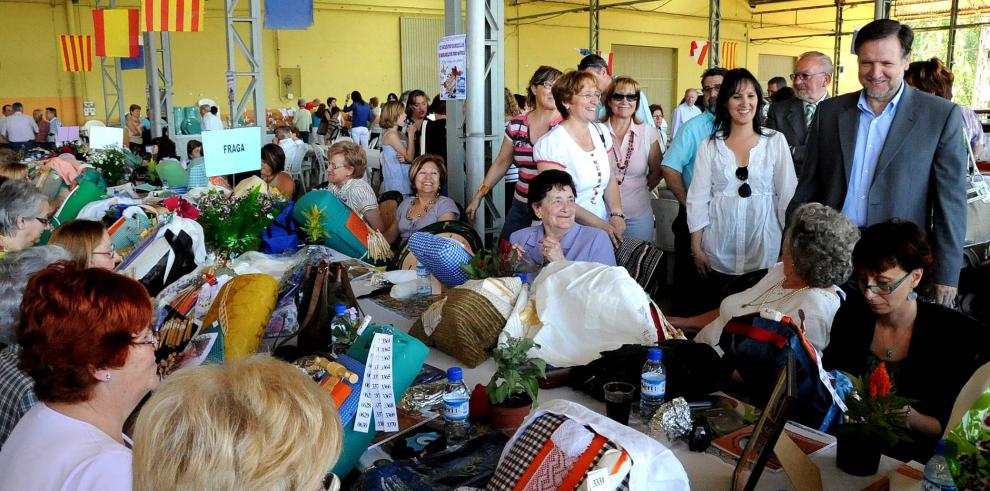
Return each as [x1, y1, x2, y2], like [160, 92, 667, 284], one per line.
[690, 40, 710, 66]
[721, 41, 738, 70]
[121, 45, 144, 70]
[60, 35, 93, 72]
[141, 0, 204, 32]
[264, 0, 313, 30]
[93, 8, 140, 58]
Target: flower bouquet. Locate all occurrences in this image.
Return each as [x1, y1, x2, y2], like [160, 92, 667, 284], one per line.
[836, 362, 915, 475]
[460, 240, 525, 280]
[86, 146, 127, 186]
[945, 382, 990, 489]
[196, 188, 287, 256]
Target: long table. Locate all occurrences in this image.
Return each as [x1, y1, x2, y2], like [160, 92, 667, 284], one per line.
[357, 296, 908, 490]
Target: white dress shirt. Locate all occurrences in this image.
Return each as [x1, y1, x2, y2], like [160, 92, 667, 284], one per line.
[4, 112, 38, 142]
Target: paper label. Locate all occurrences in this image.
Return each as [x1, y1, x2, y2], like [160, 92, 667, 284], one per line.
[354, 332, 399, 433]
[586, 468, 610, 491]
[443, 398, 469, 421]
[641, 373, 666, 398]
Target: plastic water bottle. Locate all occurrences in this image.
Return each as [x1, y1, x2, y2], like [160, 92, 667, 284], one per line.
[640, 347, 667, 420]
[416, 262, 431, 297]
[329, 304, 348, 353]
[922, 440, 957, 490]
[443, 367, 470, 447]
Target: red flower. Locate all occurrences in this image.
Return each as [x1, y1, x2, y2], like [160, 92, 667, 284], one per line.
[868, 362, 892, 399]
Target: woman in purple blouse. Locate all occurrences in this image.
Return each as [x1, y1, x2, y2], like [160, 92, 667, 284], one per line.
[510, 170, 615, 267]
[385, 154, 460, 243]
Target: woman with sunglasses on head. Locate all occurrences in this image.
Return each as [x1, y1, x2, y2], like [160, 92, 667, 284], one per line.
[602, 77, 663, 241]
[535, 70, 626, 247]
[823, 220, 989, 463]
[49, 219, 123, 270]
[0, 262, 159, 489]
[686, 68, 796, 297]
[466, 66, 564, 241]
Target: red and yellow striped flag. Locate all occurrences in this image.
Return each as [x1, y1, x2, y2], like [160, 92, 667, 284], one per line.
[60, 35, 93, 72]
[141, 0, 204, 33]
[721, 41, 738, 70]
[93, 8, 140, 58]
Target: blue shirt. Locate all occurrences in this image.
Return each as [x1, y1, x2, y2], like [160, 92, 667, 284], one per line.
[509, 223, 616, 267]
[344, 102, 372, 129]
[841, 83, 906, 227]
[661, 111, 715, 189]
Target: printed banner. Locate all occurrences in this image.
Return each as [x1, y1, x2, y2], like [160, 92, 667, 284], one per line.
[93, 8, 140, 58]
[438, 34, 466, 100]
[264, 0, 313, 30]
[202, 127, 262, 177]
[721, 41, 738, 70]
[141, 0, 204, 32]
[121, 45, 144, 70]
[60, 35, 93, 72]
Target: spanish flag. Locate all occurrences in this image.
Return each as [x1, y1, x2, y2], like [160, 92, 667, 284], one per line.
[93, 8, 140, 58]
[141, 0, 204, 33]
[60, 35, 93, 72]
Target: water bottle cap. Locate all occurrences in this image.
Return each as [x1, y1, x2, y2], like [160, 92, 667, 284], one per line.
[334, 305, 347, 314]
[515, 272, 529, 283]
[934, 439, 946, 454]
[647, 348, 662, 361]
[446, 367, 463, 382]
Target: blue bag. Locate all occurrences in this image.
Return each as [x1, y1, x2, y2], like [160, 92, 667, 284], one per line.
[262, 202, 299, 254]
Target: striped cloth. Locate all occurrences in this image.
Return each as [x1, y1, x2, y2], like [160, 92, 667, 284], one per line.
[186, 157, 208, 189]
[486, 413, 567, 490]
[505, 113, 562, 203]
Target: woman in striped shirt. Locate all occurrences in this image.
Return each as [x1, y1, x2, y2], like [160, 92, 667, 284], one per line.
[466, 65, 563, 241]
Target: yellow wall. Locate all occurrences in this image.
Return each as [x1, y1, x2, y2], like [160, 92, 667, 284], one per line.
[1, 0, 875, 126]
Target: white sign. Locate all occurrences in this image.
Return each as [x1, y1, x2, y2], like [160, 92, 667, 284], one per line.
[88, 126, 124, 150]
[353, 332, 399, 433]
[202, 126, 262, 177]
[438, 34, 466, 100]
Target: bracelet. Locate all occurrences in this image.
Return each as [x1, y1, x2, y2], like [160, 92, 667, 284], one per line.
[479, 184, 490, 195]
[609, 212, 625, 219]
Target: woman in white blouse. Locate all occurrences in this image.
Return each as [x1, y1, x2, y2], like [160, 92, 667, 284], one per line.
[687, 68, 797, 294]
[535, 70, 626, 246]
[602, 77, 663, 242]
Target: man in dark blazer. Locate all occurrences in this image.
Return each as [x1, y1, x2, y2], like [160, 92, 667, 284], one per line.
[766, 51, 833, 171]
[789, 19, 966, 305]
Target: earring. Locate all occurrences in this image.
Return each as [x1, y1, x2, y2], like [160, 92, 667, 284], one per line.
[104, 373, 111, 382]
[908, 290, 918, 301]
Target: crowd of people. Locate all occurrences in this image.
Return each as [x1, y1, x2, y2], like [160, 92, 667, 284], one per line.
[0, 16, 987, 488]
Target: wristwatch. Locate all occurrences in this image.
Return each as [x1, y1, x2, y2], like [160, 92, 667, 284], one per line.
[609, 211, 625, 219]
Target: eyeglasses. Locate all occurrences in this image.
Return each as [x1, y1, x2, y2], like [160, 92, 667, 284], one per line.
[577, 91, 602, 100]
[131, 332, 160, 348]
[32, 215, 58, 228]
[702, 84, 721, 93]
[92, 245, 117, 257]
[858, 271, 912, 296]
[539, 80, 557, 89]
[609, 92, 639, 102]
[329, 164, 348, 171]
[735, 166, 751, 198]
[789, 72, 828, 82]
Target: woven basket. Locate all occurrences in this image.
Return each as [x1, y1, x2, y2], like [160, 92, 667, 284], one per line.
[410, 288, 507, 368]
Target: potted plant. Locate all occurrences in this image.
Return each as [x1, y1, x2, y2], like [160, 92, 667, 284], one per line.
[836, 362, 914, 476]
[487, 335, 546, 434]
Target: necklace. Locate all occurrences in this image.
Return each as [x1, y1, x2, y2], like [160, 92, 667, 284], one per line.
[874, 322, 911, 360]
[406, 194, 438, 221]
[740, 278, 810, 310]
[610, 126, 635, 186]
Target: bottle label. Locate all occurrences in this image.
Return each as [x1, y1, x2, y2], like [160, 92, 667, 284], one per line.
[642, 375, 666, 399]
[922, 478, 957, 491]
[444, 399, 469, 421]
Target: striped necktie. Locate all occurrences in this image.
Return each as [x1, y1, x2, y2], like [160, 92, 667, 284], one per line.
[804, 103, 817, 128]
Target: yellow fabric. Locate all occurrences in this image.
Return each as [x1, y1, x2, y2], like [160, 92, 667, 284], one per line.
[201, 274, 279, 361]
[232, 175, 269, 199]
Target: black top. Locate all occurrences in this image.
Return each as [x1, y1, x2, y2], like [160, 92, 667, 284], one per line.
[823, 295, 989, 461]
[424, 118, 448, 163]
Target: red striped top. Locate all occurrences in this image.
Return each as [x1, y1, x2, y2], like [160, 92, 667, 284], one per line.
[505, 112, 562, 203]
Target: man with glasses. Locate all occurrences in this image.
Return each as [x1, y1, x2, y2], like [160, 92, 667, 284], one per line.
[766, 51, 833, 171]
[578, 54, 656, 128]
[789, 19, 967, 308]
[661, 66, 726, 315]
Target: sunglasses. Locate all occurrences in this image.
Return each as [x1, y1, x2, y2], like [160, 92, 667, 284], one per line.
[736, 166, 751, 198]
[609, 92, 639, 102]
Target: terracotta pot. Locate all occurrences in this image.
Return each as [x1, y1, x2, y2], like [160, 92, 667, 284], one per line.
[835, 425, 882, 476]
[490, 395, 533, 435]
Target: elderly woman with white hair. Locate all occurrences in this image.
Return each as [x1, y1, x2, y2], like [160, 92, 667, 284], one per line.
[0, 179, 53, 255]
[0, 245, 70, 447]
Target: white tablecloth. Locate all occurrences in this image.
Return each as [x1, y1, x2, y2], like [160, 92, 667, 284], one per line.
[356, 296, 906, 490]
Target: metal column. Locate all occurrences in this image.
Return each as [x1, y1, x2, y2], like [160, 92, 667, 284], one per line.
[832, 0, 844, 96]
[96, 0, 127, 126]
[465, 0, 504, 242]
[445, 0, 466, 211]
[225, 0, 265, 129]
[708, 0, 721, 68]
[589, 0, 600, 53]
[144, 32, 174, 138]
[874, 0, 889, 19]
[946, 0, 960, 67]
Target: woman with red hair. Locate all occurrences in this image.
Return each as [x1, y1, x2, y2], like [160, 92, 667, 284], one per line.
[0, 262, 159, 489]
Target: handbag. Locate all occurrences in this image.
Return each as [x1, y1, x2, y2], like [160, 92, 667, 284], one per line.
[262, 201, 299, 254]
[965, 133, 990, 246]
[615, 236, 664, 292]
[273, 259, 362, 357]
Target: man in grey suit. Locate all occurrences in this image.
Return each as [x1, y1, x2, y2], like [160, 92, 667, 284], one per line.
[766, 51, 832, 171]
[790, 19, 966, 305]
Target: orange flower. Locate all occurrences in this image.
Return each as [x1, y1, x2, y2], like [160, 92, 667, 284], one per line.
[868, 362, 892, 399]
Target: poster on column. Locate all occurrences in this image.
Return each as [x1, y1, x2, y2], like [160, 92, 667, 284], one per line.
[438, 34, 466, 100]
[202, 127, 262, 177]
